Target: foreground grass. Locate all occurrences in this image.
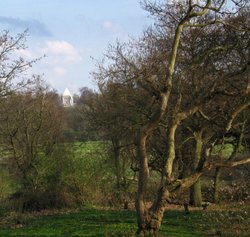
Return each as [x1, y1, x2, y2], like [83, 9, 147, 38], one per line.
[0, 208, 136, 237]
[0, 204, 249, 237]
[162, 203, 250, 237]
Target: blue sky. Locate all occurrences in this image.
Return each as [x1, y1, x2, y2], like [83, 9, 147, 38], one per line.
[0, 0, 151, 94]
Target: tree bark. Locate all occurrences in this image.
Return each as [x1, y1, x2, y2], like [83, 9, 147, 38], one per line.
[190, 179, 202, 206]
[213, 167, 221, 203]
[190, 131, 203, 207]
[135, 129, 150, 234]
[112, 138, 121, 190]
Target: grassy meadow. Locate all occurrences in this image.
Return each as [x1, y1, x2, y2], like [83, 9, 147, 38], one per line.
[0, 203, 249, 237]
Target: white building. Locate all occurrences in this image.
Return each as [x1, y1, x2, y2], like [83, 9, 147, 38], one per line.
[62, 88, 74, 107]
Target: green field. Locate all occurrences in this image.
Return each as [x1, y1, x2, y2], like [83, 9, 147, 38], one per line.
[1, 142, 249, 236]
[0, 204, 249, 237]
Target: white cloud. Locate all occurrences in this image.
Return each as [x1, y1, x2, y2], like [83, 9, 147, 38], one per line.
[43, 40, 82, 63]
[54, 67, 66, 78]
[102, 20, 126, 37]
[11, 39, 86, 93]
[14, 40, 82, 66]
[15, 48, 33, 59]
[103, 21, 118, 31]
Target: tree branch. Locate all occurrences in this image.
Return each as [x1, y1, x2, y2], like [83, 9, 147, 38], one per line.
[226, 100, 250, 131]
[207, 156, 250, 168]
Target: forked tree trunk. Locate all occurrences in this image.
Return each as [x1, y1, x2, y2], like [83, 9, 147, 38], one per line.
[134, 3, 213, 234]
[135, 93, 170, 235]
[136, 172, 205, 235]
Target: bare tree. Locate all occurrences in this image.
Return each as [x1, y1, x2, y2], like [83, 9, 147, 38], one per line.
[0, 81, 65, 210]
[134, 1, 250, 235]
[92, 1, 250, 235]
[0, 30, 41, 97]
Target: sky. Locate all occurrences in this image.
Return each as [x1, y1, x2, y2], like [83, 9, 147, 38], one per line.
[0, 0, 152, 94]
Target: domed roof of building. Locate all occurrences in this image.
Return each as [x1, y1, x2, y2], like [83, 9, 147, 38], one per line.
[63, 88, 72, 96]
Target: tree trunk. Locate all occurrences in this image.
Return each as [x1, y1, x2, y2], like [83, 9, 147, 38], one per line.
[112, 139, 121, 190]
[135, 6, 202, 234]
[136, 207, 165, 236]
[135, 129, 150, 234]
[190, 179, 202, 206]
[190, 131, 203, 207]
[136, 185, 170, 236]
[136, 172, 204, 235]
[213, 167, 221, 203]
